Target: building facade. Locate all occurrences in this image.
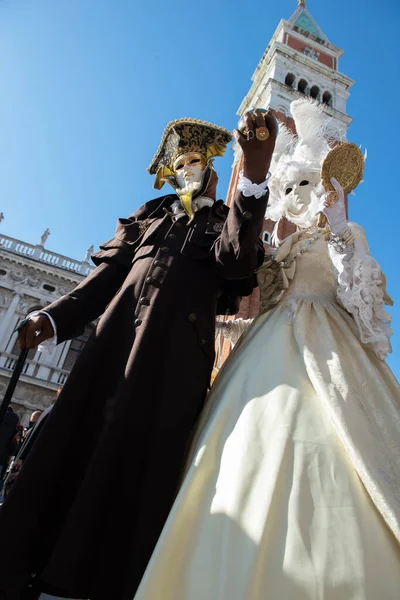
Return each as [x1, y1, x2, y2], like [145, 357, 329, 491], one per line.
[0, 233, 95, 425]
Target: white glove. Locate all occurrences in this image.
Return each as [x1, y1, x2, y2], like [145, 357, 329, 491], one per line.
[322, 177, 348, 236]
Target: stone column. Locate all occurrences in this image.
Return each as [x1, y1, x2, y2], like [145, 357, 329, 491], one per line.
[36, 341, 66, 382]
[58, 340, 71, 370]
[51, 342, 66, 367]
[0, 293, 20, 352]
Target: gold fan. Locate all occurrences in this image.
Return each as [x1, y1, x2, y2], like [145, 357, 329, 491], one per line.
[321, 142, 364, 194]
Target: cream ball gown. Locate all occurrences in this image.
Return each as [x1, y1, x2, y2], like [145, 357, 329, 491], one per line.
[134, 223, 400, 600]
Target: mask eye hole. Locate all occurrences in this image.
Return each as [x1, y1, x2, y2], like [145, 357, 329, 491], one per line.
[299, 180, 309, 186]
[175, 164, 184, 171]
[189, 159, 201, 165]
[285, 187, 293, 195]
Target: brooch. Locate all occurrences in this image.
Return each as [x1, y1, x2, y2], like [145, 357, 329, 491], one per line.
[138, 220, 150, 236]
[213, 223, 224, 233]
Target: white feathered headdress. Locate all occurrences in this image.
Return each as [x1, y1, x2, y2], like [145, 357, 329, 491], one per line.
[266, 98, 347, 233]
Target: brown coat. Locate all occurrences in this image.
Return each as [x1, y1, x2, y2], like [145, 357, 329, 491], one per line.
[0, 190, 268, 600]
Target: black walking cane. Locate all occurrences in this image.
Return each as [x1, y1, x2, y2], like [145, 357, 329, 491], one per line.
[0, 318, 34, 427]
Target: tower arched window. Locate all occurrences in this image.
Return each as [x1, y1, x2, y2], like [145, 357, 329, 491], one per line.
[262, 231, 271, 245]
[310, 85, 320, 100]
[322, 91, 332, 106]
[285, 73, 295, 88]
[298, 79, 307, 94]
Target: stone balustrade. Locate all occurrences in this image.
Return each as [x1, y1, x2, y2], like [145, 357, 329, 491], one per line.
[0, 234, 95, 276]
[0, 351, 70, 388]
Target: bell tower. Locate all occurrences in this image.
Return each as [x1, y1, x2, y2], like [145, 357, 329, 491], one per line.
[226, 0, 354, 321]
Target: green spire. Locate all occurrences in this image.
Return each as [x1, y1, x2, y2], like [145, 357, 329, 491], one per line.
[291, 2, 328, 41]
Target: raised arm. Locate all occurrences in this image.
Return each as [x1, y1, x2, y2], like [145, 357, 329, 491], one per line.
[323, 179, 393, 360]
[216, 317, 254, 346]
[215, 110, 277, 279]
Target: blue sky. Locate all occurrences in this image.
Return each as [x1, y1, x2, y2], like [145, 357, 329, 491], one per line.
[0, 0, 399, 376]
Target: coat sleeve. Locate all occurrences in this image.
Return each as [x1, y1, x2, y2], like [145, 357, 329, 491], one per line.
[42, 216, 141, 344]
[214, 190, 268, 279]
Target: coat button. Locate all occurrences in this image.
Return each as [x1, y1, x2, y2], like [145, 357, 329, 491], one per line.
[134, 318, 142, 326]
[243, 211, 252, 220]
[160, 246, 169, 253]
[188, 313, 197, 323]
[175, 222, 183, 228]
[201, 338, 206, 346]
[146, 277, 154, 284]
[154, 260, 167, 269]
[140, 297, 150, 306]
[168, 233, 176, 240]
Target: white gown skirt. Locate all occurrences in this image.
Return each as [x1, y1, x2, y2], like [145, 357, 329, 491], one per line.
[134, 299, 400, 600]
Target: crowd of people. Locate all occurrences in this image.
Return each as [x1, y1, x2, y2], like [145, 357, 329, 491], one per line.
[0, 100, 398, 599]
[0, 408, 44, 500]
[0, 390, 61, 505]
[0, 406, 21, 490]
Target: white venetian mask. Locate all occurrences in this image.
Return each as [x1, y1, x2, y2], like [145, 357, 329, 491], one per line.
[283, 171, 321, 217]
[268, 162, 325, 229]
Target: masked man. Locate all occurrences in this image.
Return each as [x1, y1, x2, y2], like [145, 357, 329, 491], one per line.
[0, 111, 276, 600]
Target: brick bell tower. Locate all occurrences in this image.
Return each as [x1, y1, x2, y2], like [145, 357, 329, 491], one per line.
[226, 0, 354, 321]
[214, 1, 355, 370]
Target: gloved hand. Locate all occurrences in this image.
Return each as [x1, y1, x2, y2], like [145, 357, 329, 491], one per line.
[322, 177, 348, 236]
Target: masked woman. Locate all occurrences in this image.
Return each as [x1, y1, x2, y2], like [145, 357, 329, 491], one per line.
[134, 99, 400, 600]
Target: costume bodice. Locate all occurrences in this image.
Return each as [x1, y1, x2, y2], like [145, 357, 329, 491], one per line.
[257, 223, 393, 362]
[283, 233, 336, 303]
[257, 229, 337, 316]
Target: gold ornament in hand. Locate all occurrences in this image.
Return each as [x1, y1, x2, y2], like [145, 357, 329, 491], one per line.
[238, 108, 270, 139]
[255, 127, 270, 142]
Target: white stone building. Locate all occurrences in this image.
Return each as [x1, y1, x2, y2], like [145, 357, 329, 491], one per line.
[0, 232, 95, 425]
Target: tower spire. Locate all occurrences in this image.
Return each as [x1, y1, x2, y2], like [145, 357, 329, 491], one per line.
[298, 0, 306, 7]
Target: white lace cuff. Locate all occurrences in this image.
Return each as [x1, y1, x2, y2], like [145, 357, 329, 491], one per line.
[218, 318, 254, 346]
[237, 171, 271, 199]
[328, 223, 393, 360]
[27, 310, 58, 353]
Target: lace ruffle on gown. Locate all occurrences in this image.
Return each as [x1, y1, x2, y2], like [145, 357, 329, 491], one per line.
[257, 223, 393, 360]
[219, 318, 253, 346]
[328, 223, 393, 360]
[134, 223, 400, 600]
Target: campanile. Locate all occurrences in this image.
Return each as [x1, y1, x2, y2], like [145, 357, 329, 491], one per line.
[226, 0, 354, 321]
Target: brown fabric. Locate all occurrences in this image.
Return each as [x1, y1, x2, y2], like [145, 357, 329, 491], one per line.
[0, 190, 268, 600]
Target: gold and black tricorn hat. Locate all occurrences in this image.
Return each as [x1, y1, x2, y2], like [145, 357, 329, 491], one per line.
[147, 118, 233, 190]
